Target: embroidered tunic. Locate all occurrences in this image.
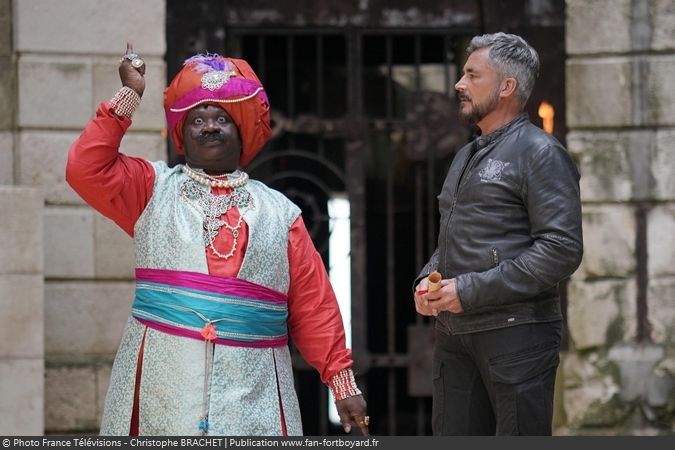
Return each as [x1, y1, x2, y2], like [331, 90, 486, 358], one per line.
[66, 103, 356, 436]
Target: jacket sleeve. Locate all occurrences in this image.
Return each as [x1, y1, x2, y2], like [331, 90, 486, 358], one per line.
[65, 103, 155, 237]
[456, 143, 584, 311]
[412, 247, 439, 294]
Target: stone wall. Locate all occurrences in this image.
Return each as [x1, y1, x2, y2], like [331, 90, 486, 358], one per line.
[562, 0, 675, 435]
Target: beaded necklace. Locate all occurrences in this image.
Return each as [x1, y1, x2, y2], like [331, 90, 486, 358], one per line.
[179, 175, 255, 260]
[182, 164, 249, 188]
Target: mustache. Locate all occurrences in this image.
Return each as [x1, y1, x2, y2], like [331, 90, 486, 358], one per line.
[458, 93, 472, 102]
[191, 131, 227, 143]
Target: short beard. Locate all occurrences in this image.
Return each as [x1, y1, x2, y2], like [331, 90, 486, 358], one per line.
[458, 84, 500, 125]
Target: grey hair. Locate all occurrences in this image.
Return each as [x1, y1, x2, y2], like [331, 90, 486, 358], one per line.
[467, 32, 539, 106]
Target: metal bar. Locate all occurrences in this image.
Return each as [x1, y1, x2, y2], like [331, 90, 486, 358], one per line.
[287, 35, 296, 149]
[257, 35, 266, 85]
[385, 33, 398, 436]
[345, 26, 369, 373]
[317, 35, 325, 156]
[415, 164, 424, 327]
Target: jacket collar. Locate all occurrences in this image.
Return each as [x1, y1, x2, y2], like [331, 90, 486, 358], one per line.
[471, 112, 529, 152]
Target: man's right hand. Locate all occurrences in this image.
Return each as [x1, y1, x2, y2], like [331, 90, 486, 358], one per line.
[119, 41, 146, 97]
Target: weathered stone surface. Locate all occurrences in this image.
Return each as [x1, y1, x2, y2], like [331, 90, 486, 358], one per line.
[567, 278, 636, 350]
[566, 0, 632, 55]
[0, 56, 13, 130]
[0, 274, 44, 358]
[0, 132, 13, 185]
[0, 187, 43, 274]
[654, 129, 675, 200]
[561, 351, 624, 427]
[652, 0, 675, 51]
[568, 131, 634, 202]
[44, 207, 95, 279]
[566, 59, 633, 128]
[18, 55, 93, 129]
[0, 359, 44, 436]
[648, 207, 675, 278]
[44, 365, 99, 433]
[577, 204, 636, 279]
[648, 57, 675, 126]
[648, 277, 675, 346]
[44, 281, 133, 355]
[0, 0, 10, 57]
[15, 0, 165, 56]
[18, 130, 166, 205]
[94, 214, 135, 279]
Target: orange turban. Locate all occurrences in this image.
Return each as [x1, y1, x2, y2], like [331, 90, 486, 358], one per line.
[163, 54, 271, 167]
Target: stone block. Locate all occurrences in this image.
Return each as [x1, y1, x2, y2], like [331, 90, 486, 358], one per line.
[654, 130, 675, 200]
[0, 359, 44, 436]
[18, 130, 166, 205]
[18, 130, 89, 205]
[44, 281, 134, 355]
[579, 204, 636, 279]
[95, 214, 135, 279]
[119, 131, 168, 163]
[0, 0, 10, 56]
[0, 56, 13, 130]
[648, 206, 675, 277]
[568, 131, 633, 202]
[607, 343, 674, 407]
[44, 364, 99, 433]
[15, 0, 165, 56]
[0, 131, 13, 185]
[44, 207, 95, 279]
[0, 186, 43, 274]
[18, 54, 93, 129]
[647, 276, 675, 345]
[567, 278, 636, 350]
[566, 58, 633, 128]
[648, 56, 675, 126]
[566, 0, 632, 55]
[652, 0, 675, 51]
[0, 274, 44, 358]
[561, 351, 624, 427]
[93, 56, 167, 131]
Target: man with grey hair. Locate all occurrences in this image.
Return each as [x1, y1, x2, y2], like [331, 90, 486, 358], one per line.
[412, 32, 583, 435]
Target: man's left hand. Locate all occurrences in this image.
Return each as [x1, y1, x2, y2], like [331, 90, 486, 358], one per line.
[335, 395, 370, 436]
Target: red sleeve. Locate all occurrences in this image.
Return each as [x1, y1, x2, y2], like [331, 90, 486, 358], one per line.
[65, 103, 156, 236]
[286, 216, 353, 384]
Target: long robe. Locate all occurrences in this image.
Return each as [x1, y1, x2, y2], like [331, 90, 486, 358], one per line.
[66, 103, 354, 436]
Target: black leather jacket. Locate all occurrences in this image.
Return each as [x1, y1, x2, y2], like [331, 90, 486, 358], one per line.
[415, 113, 583, 335]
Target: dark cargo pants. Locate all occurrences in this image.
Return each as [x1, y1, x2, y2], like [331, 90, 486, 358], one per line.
[432, 321, 562, 435]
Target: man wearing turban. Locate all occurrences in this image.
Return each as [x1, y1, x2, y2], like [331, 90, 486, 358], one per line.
[66, 43, 369, 437]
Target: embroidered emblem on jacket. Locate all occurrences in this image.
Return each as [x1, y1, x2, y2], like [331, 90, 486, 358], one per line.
[479, 159, 510, 182]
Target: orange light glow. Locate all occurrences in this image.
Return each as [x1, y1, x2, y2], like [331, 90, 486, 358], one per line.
[538, 101, 554, 134]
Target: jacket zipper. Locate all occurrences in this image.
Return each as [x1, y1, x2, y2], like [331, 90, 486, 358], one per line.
[492, 247, 499, 267]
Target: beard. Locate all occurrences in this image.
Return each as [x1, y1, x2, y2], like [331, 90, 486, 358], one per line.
[458, 84, 500, 125]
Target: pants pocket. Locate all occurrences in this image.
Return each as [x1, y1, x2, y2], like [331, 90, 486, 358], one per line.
[488, 340, 560, 435]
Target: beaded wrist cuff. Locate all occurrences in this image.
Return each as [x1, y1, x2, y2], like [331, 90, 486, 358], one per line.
[328, 368, 362, 402]
[110, 86, 141, 119]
